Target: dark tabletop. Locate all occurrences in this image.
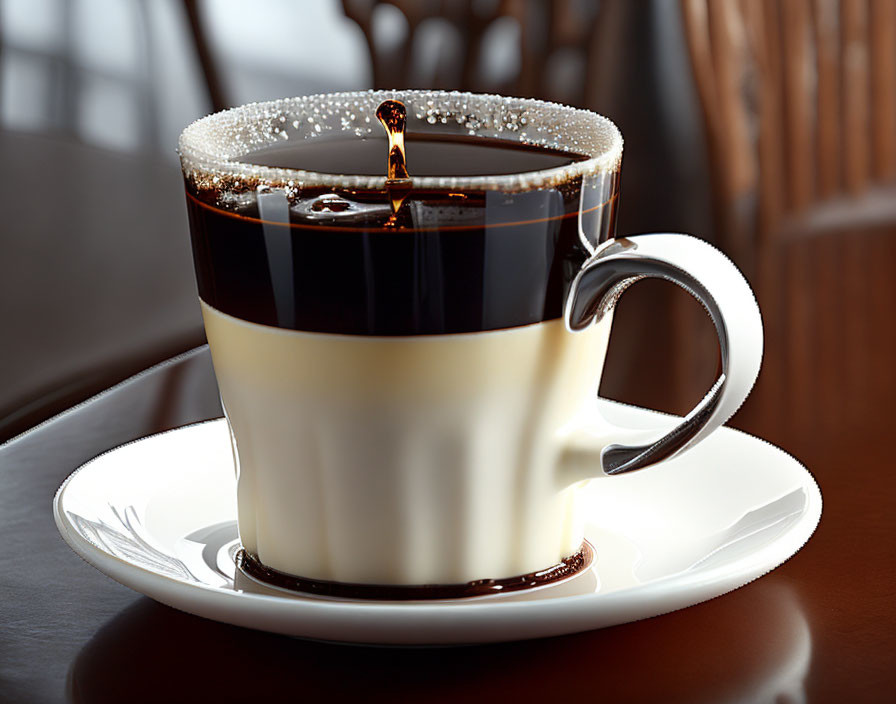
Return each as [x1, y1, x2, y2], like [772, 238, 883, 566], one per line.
[0, 345, 893, 704]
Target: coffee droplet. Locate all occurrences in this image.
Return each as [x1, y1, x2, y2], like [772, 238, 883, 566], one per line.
[375, 99, 409, 181]
[375, 99, 412, 221]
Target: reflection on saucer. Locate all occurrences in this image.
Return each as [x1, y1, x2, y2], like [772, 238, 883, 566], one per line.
[234, 544, 599, 602]
[67, 582, 811, 704]
[181, 519, 603, 602]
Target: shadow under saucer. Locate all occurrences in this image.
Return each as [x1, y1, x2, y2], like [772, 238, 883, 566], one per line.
[67, 580, 811, 704]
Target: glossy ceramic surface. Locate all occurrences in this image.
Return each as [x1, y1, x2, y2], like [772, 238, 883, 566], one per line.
[54, 400, 821, 645]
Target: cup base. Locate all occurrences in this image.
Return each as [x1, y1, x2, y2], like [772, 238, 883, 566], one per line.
[236, 542, 594, 601]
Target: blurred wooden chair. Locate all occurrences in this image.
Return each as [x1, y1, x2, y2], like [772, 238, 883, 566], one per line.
[183, 0, 228, 113]
[681, 0, 896, 445]
[340, 0, 606, 106]
[0, 7, 211, 442]
[186, 0, 608, 109]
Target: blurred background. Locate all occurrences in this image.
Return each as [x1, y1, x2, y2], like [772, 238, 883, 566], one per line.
[2, 0, 894, 469]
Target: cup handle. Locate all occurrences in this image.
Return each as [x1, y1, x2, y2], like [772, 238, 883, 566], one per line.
[561, 233, 763, 478]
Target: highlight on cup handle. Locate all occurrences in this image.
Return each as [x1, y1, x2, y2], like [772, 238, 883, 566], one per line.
[561, 233, 763, 477]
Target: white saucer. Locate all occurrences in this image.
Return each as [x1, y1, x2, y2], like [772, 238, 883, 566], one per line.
[53, 400, 821, 645]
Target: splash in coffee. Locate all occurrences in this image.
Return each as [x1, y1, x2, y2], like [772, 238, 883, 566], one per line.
[375, 99, 411, 221]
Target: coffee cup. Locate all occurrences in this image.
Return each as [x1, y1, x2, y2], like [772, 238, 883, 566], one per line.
[178, 90, 762, 596]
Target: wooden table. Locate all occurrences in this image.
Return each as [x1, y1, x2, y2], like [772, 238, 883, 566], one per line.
[1, 345, 892, 703]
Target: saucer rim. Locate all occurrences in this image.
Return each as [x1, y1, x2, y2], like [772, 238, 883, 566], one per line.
[53, 403, 822, 621]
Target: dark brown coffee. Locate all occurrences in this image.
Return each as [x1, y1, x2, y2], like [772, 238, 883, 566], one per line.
[185, 126, 618, 335]
[245, 132, 585, 176]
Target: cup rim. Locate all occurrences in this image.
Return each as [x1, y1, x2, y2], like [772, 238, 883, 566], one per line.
[178, 89, 623, 194]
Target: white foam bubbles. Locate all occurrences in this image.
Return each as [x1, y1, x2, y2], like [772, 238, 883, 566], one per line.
[178, 90, 623, 204]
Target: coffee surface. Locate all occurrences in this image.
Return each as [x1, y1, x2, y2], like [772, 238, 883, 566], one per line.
[245, 133, 585, 176]
[186, 133, 617, 335]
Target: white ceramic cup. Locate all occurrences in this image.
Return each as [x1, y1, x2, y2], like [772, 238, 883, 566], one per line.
[180, 91, 762, 590]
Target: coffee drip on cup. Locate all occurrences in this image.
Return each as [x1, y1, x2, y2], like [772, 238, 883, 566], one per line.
[375, 99, 412, 223]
